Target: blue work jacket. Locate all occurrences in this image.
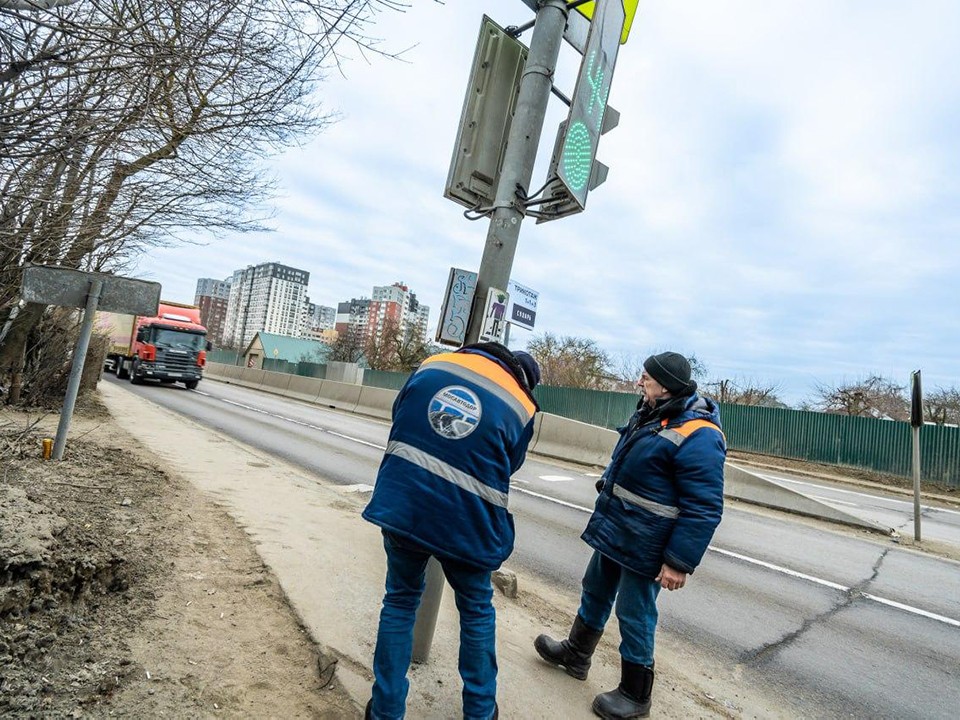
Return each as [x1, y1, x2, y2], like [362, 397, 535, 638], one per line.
[362, 349, 537, 571]
[582, 394, 726, 578]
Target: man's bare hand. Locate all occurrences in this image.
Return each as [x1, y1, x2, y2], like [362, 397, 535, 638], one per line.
[655, 564, 687, 591]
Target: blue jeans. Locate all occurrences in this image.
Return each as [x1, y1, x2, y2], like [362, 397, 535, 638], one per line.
[576, 551, 661, 666]
[371, 531, 497, 720]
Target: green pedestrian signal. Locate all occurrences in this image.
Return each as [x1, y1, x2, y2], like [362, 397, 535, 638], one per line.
[556, 0, 625, 208]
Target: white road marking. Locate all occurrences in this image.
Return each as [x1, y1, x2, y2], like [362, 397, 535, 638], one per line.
[808, 495, 859, 507]
[539, 475, 573, 482]
[200, 393, 387, 450]
[511, 488, 960, 629]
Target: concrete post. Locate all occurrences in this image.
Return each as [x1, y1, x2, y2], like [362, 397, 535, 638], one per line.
[53, 278, 102, 460]
[464, 0, 568, 344]
[411, 557, 445, 664]
[912, 425, 922, 542]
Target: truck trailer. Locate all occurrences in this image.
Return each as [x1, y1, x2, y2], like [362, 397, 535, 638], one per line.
[98, 301, 208, 389]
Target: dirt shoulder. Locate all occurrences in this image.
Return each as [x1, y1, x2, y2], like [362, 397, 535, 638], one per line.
[0, 396, 356, 718]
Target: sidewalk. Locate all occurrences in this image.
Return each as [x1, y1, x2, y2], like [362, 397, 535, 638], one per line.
[99, 382, 786, 718]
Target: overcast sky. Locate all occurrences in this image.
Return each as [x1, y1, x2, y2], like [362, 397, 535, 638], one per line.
[137, 0, 959, 406]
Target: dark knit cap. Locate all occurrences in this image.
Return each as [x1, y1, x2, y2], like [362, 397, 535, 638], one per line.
[644, 352, 694, 394]
[512, 351, 541, 390]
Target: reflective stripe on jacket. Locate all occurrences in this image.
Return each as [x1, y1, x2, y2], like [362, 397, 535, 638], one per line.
[581, 394, 726, 578]
[362, 349, 536, 571]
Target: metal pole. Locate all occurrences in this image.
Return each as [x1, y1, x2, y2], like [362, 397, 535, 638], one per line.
[912, 425, 922, 542]
[53, 279, 102, 460]
[411, 557, 445, 664]
[464, 0, 568, 344]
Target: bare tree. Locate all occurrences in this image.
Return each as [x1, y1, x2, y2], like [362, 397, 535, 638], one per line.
[0, 0, 417, 401]
[811, 375, 908, 420]
[925, 386, 960, 425]
[526, 333, 610, 389]
[608, 351, 707, 393]
[701, 377, 786, 408]
[364, 317, 433, 372]
[329, 325, 364, 364]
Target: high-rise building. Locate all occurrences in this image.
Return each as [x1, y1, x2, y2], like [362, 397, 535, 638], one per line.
[194, 278, 231, 347]
[222, 262, 309, 349]
[303, 302, 338, 343]
[367, 282, 430, 346]
[335, 297, 370, 340]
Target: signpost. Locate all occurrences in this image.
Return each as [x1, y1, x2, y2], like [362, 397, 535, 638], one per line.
[910, 370, 923, 541]
[21, 265, 160, 460]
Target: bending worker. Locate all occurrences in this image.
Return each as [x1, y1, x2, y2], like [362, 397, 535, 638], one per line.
[534, 351, 726, 719]
[363, 342, 541, 720]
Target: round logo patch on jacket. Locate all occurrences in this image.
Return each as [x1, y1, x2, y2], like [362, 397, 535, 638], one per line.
[428, 386, 482, 439]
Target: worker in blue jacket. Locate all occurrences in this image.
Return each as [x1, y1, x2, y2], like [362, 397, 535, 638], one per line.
[534, 351, 726, 719]
[363, 342, 541, 720]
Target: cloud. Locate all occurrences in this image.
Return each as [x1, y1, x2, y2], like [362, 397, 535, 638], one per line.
[135, 0, 960, 406]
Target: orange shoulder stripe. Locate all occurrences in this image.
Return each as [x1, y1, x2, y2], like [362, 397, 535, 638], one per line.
[421, 353, 536, 418]
[673, 418, 726, 442]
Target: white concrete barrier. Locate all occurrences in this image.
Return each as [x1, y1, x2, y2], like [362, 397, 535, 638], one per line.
[236, 368, 266, 390]
[724, 463, 892, 534]
[285, 375, 324, 403]
[260, 370, 293, 394]
[355, 386, 397, 420]
[316, 379, 361, 413]
[531, 413, 617, 467]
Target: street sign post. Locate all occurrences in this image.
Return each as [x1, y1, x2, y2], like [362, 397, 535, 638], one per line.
[910, 370, 923, 541]
[21, 265, 161, 460]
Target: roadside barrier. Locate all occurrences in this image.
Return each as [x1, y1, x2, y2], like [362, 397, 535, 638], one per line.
[285, 375, 324, 403]
[531, 413, 616, 467]
[355, 386, 397, 420]
[315, 379, 361, 413]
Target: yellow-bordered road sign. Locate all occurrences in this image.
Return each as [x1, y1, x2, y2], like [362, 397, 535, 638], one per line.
[571, 0, 638, 44]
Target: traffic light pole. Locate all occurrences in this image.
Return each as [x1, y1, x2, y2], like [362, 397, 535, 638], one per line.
[463, 0, 568, 344]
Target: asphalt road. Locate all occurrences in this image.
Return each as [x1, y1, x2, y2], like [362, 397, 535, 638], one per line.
[106, 375, 960, 719]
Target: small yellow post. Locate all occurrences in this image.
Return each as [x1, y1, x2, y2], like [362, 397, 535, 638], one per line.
[42, 438, 53, 460]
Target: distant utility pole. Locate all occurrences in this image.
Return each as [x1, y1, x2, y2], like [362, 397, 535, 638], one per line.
[462, 0, 568, 344]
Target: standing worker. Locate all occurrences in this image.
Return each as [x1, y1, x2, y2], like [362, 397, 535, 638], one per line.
[534, 351, 725, 719]
[362, 342, 541, 720]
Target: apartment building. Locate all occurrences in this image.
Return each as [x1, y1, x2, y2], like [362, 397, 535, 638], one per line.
[303, 302, 338, 343]
[222, 262, 310, 349]
[367, 282, 430, 346]
[194, 278, 231, 347]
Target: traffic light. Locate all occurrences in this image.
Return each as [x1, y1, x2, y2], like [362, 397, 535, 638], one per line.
[444, 17, 528, 210]
[554, 0, 625, 210]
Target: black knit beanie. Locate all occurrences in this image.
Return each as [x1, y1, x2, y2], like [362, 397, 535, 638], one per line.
[644, 352, 695, 394]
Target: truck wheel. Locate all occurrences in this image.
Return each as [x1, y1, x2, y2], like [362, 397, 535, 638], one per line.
[185, 380, 199, 390]
[116, 360, 129, 379]
[130, 360, 143, 385]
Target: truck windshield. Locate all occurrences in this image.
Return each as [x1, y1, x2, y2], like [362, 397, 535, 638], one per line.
[152, 328, 205, 352]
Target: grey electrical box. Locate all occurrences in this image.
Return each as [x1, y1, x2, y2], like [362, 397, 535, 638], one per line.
[444, 16, 528, 210]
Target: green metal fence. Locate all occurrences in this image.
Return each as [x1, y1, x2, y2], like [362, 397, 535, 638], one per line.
[208, 349, 241, 365]
[207, 356, 960, 487]
[362, 369, 411, 391]
[533, 388, 959, 487]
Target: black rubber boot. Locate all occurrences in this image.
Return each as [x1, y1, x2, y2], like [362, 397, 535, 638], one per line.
[591, 660, 655, 719]
[534, 615, 603, 680]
